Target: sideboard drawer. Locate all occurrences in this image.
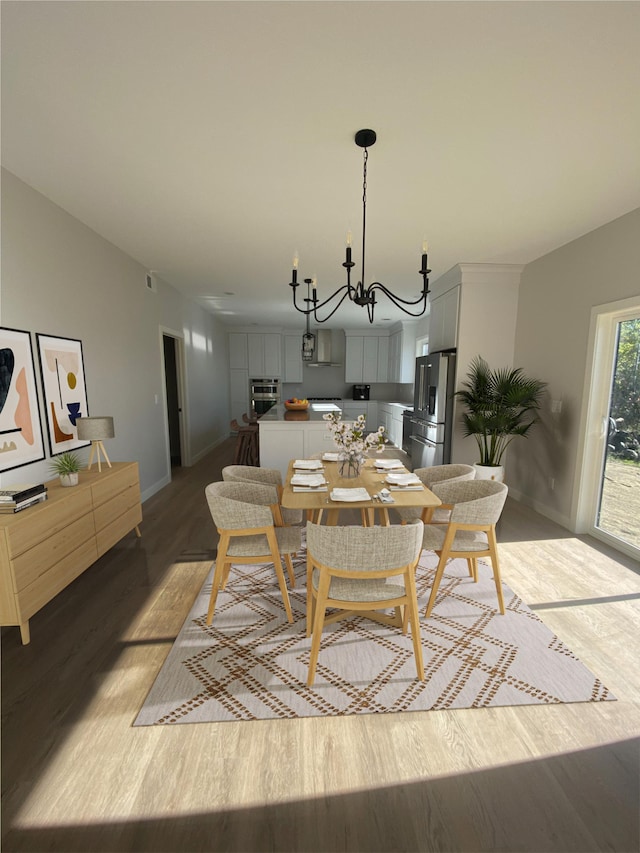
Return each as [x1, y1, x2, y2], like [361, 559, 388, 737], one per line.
[91, 463, 139, 508]
[11, 512, 97, 592]
[93, 485, 140, 534]
[96, 504, 142, 556]
[17, 538, 99, 622]
[4, 488, 92, 558]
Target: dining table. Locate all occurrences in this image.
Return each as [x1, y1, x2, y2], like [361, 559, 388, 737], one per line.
[280, 455, 441, 526]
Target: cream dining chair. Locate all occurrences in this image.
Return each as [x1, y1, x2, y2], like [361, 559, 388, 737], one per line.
[222, 464, 304, 529]
[421, 479, 508, 616]
[394, 463, 476, 525]
[204, 481, 301, 624]
[305, 520, 424, 686]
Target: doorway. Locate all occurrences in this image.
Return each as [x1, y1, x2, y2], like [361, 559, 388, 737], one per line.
[162, 333, 184, 468]
[578, 298, 640, 561]
[596, 315, 640, 550]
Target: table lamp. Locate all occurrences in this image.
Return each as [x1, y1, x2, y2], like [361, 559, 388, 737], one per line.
[76, 416, 115, 473]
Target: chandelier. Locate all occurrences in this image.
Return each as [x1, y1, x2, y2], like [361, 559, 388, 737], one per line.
[289, 129, 431, 324]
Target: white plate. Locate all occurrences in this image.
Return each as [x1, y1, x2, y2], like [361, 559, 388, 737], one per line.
[386, 473, 422, 485]
[322, 452, 341, 461]
[374, 459, 405, 470]
[293, 459, 324, 470]
[330, 487, 370, 502]
[290, 474, 326, 486]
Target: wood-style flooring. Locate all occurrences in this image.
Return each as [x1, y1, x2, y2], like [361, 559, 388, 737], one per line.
[2, 438, 639, 853]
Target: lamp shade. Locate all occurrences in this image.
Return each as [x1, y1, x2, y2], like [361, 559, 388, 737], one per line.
[76, 416, 115, 441]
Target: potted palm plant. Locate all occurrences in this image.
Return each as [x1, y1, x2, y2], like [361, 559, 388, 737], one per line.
[49, 451, 82, 487]
[456, 356, 547, 481]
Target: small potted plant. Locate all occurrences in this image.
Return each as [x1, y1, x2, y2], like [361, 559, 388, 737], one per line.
[456, 355, 547, 481]
[50, 451, 82, 487]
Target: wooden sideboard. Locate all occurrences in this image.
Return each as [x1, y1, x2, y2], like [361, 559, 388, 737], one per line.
[0, 461, 142, 645]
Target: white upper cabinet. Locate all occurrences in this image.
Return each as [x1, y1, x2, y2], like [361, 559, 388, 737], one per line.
[345, 331, 389, 383]
[229, 332, 248, 369]
[388, 323, 417, 383]
[345, 335, 365, 383]
[248, 333, 281, 377]
[428, 285, 460, 353]
[283, 334, 303, 382]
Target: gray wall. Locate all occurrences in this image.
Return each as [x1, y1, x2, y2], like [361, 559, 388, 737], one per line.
[1, 169, 230, 500]
[507, 207, 640, 529]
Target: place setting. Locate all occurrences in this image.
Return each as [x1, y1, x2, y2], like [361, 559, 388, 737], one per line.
[290, 472, 328, 492]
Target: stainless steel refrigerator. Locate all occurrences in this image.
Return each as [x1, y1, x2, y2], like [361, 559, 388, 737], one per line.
[410, 350, 457, 469]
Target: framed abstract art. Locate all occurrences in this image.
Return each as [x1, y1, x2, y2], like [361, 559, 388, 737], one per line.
[36, 333, 90, 456]
[0, 327, 46, 473]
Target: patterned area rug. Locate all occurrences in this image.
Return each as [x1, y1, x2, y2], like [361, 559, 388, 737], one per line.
[134, 550, 613, 725]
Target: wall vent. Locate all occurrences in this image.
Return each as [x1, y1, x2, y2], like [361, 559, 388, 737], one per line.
[145, 271, 158, 293]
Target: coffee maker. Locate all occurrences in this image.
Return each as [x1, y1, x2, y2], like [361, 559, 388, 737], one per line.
[352, 384, 370, 400]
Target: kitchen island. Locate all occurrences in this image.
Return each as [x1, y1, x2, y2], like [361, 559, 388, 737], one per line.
[258, 403, 343, 479]
[258, 401, 410, 479]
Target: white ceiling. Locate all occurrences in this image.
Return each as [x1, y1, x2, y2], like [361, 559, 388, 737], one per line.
[2, 1, 639, 330]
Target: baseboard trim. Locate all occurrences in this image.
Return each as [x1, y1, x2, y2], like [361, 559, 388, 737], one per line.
[507, 487, 573, 532]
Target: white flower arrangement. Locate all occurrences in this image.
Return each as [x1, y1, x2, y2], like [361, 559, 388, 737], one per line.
[323, 412, 386, 457]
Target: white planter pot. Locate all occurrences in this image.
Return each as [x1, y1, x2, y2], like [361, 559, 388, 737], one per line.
[473, 463, 504, 482]
[59, 473, 79, 487]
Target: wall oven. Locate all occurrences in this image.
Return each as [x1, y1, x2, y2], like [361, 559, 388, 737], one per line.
[250, 378, 280, 416]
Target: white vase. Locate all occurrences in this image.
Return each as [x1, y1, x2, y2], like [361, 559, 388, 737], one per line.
[59, 473, 79, 487]
[473, 463, 504, 482]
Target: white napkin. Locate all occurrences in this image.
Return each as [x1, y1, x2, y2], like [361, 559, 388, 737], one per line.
[374, 459, 405, 470]
[293, 486, 328, 493]
[291, 473, 326, 487]
[330, 487, 370, 502]
[293, 459, 324, 470]
[322, 452, 341, 461]
[388, 485, 423, 491]
[386, 472, 422, 485]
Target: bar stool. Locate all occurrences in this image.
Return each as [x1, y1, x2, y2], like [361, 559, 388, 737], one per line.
[231, 419, 259, 465]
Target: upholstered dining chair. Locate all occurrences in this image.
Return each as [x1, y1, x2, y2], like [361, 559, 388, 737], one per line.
[204, 481, 301, 625]
[394, 463, 476, 525]
[222, 464, 304, 529]
[305, 520, 424, 686]
[421, 479, 508, 616]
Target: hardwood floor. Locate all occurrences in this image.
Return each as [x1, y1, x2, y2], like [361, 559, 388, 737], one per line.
[2, 438, 639, 853]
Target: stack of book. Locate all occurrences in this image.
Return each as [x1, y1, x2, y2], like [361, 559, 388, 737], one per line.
[0, 483, 48, 514]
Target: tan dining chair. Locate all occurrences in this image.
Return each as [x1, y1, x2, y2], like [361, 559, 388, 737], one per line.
[394, 463, 476, 525]
[421, 479, 508, 616]
[205, 481, 301, 624]
[222, 464, 304, 529]
[305, 520, 424, 686]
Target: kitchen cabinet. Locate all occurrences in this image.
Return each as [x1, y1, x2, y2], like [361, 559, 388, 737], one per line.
[230, 368, 250, 423]
[229, 333, 248, 369]
[345, 332, 389, 383]
[259, 422, 338, 480]
[429, 285, 459, 353]
[248, 333, 281, 377]
[389, 324, 417, 383]
[341, 402, 368, 423]
[0, 462, 141, 644]
[283, 335, 303, 383]
[378, 403, 405, 448]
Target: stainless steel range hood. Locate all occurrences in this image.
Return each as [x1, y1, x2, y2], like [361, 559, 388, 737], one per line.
[307, 329, 342, 367]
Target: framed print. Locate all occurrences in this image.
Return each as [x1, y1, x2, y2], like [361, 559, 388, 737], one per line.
[0, 327, 46, 473]
[36, 333, 90, 455]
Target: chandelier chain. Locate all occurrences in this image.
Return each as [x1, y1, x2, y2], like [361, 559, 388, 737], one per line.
[361, 148, 368, 290]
